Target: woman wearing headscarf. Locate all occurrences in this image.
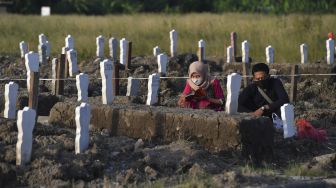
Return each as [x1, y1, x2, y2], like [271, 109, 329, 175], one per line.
[178, 61, 225, 111]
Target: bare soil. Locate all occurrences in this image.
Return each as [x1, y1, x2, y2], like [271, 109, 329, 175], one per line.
[0, 54, 335, 187]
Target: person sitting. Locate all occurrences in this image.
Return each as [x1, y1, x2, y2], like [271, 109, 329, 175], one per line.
[178, 61, 224, 111]
[238, 63, 289, 117]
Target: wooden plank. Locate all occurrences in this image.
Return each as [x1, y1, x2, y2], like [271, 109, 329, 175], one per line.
[55, 54, 65, 95]
[126, 41, 132, 71]
[242, 63, 251, 88]
[113, 60, 120, 96]
[28, 71, 39, 111]
[290, 64, 299, 103]
[230, 32, 237, 60]
[63, 52, 69, 78]
[198, 47, 205, 62]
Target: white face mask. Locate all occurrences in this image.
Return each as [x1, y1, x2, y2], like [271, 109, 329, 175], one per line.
[192, 78, 203, 86]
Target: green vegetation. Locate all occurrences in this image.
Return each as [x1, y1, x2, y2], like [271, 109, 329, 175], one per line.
[8, 0, 336, 14]
[284, 163, 336, 178]
[0, 13, 334, 63]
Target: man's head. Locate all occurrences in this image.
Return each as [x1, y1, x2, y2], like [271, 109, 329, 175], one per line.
[252, 63, 271, 89]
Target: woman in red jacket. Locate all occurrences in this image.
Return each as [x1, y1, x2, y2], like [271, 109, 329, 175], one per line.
[178, 61, 225, 111]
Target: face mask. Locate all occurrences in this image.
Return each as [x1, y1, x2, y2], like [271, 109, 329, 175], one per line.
[254, 78, 271, 89]
[192, 78, 203, 86]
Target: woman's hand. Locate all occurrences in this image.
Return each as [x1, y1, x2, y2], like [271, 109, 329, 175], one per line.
[178, 95, 186, 107]
[208, 98, 224, 105]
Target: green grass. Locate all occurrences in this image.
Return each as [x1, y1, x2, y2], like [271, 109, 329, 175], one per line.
[0, 13, 335, 63]
[284, 163, 336, 178]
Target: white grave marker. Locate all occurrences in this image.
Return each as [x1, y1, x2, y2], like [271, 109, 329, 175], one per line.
[75, 103, 91, 154]
[41, 6, 51, 16]
[52, 58, 58, 91]
[45, 41, 51, 57]
[100, 59, 114, 104]
[153, 46, 161, 57]
[226, 46, 233, 63]
[225, 73, 242, 114]
[109, 37, 118, 60]
[38, 44, 47, 64]
[146, 73, 160, 105]
[120, 38, 127, 65]
[300, 43, 308, 64]
[4, 82, 19, 119]
[62, 46, 69, 54]
[198, 39, 205, 61]
[126, 77, 140, 96]
[65, 35, 74, 50]
[67, 49, 78, 77]
[326, 39, 334, 65]
[96, 35, 105, 58]
[281, 104, 296, 138]
[76, 73, 89, 102]
[170, 30, 177, 57]
[266, 45, 274, 64]
[157, 53, 168, 75]
[242, 40, 249, 63]
[16, 107, 36, 165]
[19, 41, 29, 58]
[25, 52, 39, 93]
[39, 33, 47, 45]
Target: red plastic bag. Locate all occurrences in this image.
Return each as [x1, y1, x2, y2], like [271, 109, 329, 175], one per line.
[296, 119, 327, 142]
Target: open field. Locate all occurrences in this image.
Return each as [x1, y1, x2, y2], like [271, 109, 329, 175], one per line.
[0, 13, 335, 63]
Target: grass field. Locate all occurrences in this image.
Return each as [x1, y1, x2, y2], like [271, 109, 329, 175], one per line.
[0, 13, 335, 63]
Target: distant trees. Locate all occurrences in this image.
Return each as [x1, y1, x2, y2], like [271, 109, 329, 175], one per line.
[8, 0, 336, 14]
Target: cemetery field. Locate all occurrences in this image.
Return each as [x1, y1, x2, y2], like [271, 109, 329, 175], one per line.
[0, 13, 336, 187]
[0, 51, 336, 186]
[1, 13, 336, 63]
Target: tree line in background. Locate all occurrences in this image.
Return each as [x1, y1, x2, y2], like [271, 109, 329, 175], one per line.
[7, 0, 336, 14]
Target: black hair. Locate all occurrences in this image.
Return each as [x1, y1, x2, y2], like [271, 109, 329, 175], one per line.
[252, 63, 269, 75]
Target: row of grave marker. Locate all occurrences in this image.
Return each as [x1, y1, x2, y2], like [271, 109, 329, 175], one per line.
[10, 30, 325, 167]
[15, 103, 91, 165]
[19, 31, 336, 67]
[13, 80, 296, 167]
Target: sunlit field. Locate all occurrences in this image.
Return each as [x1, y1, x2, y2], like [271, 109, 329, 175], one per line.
[0, 13, 335, 63]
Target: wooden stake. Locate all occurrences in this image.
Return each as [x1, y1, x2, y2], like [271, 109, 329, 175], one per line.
[231, 32, 237, 60]
[28, 71, 39, 111]
[198, 47, 205, 62]
[290, 65, 299, 104]
[55, 54, 65, 95]
[113, 60, 120, 96]
[126, 41, 132, 71]
[63, 53, 69, 78]
[242, 63, 251, 88]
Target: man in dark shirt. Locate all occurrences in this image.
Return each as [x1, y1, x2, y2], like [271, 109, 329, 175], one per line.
[238, 63, 289, 117]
